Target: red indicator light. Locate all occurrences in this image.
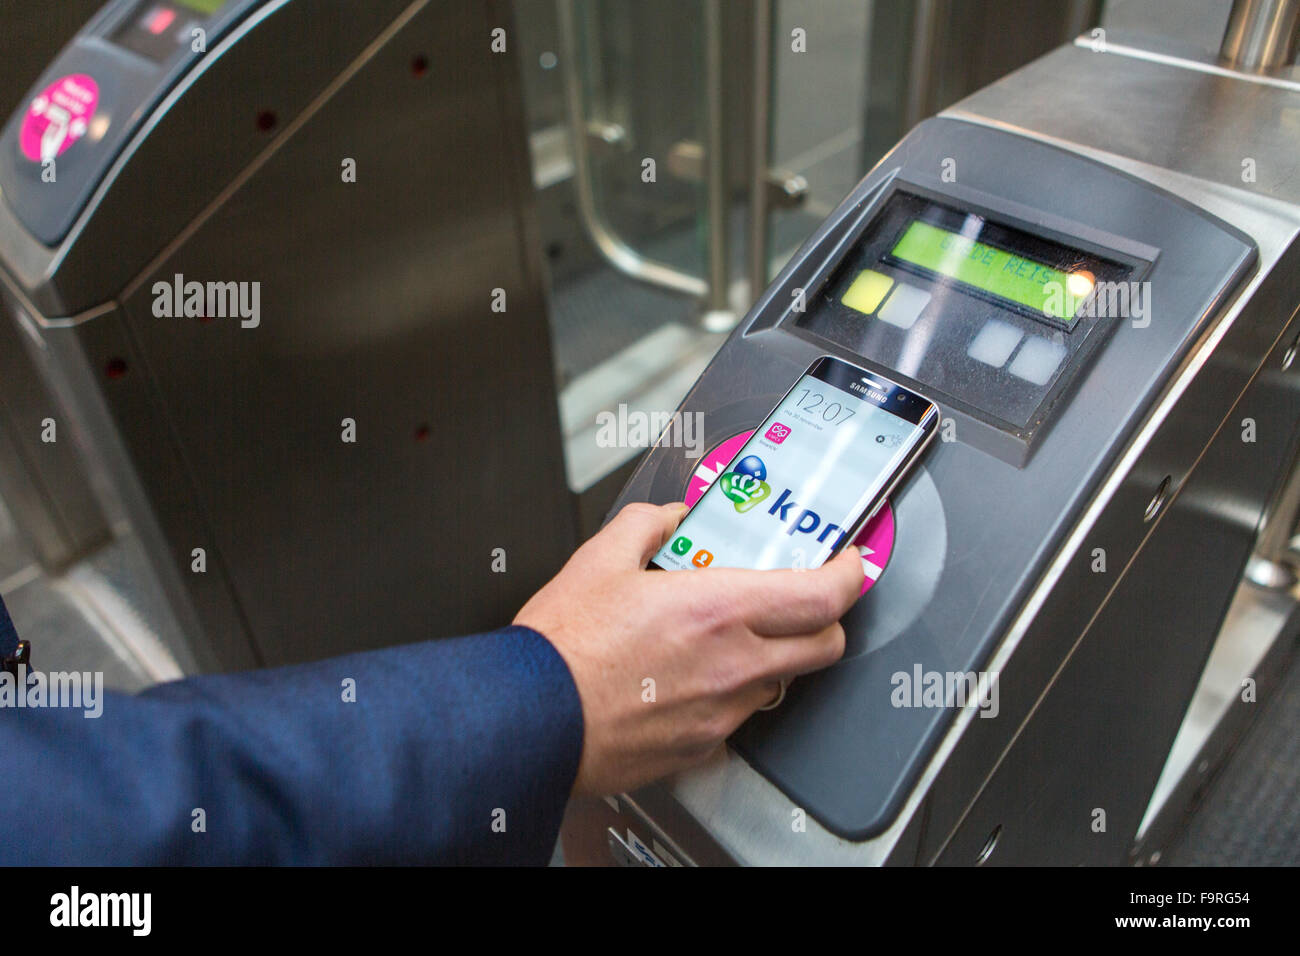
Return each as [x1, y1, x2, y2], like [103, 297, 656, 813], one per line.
[144, 7, 177, 35]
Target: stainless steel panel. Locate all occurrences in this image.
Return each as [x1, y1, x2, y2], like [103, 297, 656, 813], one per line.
[117, 0, 571, 666]
[936, 285, 1300, 865]
[2, 0, 576, 669]
[0, 293, 110, 570]
[950, 42, 1300, 204]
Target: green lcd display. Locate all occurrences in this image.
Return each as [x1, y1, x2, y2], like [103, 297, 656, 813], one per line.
[177, 0, 227, 14]
[890, 219, 1089, 322]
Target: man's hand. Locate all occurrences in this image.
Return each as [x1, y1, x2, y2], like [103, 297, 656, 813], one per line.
[515, 501, 864, 797]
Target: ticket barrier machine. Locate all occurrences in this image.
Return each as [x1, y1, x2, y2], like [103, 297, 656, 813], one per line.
[576, 41, 1300, 865]
[0, 0, 573, 669]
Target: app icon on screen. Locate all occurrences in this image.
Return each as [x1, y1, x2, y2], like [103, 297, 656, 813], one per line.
[671, 536, 692, 556]
[692, 550, 714, 567]
[719, 455, 770, 513]
[764, 423, 791, 444]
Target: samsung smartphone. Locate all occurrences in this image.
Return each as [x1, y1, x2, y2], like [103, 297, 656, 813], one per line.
[649, 356, 940, 572]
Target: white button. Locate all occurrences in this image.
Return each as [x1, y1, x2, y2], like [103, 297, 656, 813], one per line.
[966, 320, 1023, 368]
[1008, 336, 1067, 385]
[877, 283, 930, 329]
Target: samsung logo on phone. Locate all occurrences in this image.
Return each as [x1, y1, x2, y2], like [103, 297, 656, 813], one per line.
[849, 378, 888, 403]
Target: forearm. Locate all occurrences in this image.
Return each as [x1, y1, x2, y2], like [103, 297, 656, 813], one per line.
[2, 625, 582, 865]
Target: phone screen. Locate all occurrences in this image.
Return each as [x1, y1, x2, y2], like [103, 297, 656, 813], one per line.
[651, 359, 936, 572]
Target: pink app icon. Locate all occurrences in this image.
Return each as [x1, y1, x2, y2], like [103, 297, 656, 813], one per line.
[764, 422, 791, 444]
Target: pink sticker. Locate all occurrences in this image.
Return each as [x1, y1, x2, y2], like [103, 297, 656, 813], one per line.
[764, 422, 791, 444]
[20, 74, 100, 163]
[686, 430, 895, 595]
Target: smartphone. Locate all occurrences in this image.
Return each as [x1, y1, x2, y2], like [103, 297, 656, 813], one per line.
[649, 355, 939, 572]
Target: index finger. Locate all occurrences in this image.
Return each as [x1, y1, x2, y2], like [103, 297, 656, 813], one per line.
[689, 546, 865, 636]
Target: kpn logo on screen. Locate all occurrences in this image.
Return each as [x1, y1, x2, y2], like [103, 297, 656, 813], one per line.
[720, 455, 771, 512]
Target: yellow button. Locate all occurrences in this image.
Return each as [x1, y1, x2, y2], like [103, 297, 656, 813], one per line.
[841, 269, 894, 316]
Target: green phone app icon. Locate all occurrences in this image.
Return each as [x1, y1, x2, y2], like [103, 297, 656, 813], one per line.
[671, 535, 692, 556]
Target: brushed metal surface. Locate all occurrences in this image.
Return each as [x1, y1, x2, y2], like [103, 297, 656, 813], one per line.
[1221, 0, 1300, 69]
[0, 293, 110, 570]
[1, 0, 575, 668]
[594, 41, 1300, 865]
[953, 42, 1300, 204]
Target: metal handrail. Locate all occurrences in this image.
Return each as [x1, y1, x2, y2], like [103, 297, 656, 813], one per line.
[556, 0, 708, 299]
[1247, 437, 1300, 589]
[1221, 0, 1300, 70]
[701, 0, 732, 326]
[747, 0, 774, 300]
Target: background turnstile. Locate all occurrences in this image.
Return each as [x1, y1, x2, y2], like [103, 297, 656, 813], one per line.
[1, 0, 1298, 866]
[0, 0, 576, 670]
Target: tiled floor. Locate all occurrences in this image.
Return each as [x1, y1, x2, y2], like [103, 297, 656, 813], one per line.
[0, 497, 183, 692]
[1167, 648, 1300, 866]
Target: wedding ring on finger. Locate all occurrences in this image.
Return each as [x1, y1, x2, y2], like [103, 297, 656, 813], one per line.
[759, 678, 788, 711]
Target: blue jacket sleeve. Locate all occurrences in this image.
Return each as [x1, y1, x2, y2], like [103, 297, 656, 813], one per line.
[0, 608, 584, 865]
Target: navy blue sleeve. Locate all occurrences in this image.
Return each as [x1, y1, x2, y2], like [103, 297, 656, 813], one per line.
[0, 608, 584, 865]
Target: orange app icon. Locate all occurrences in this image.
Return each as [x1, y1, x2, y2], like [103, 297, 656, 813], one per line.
[692, 549, 714, 567]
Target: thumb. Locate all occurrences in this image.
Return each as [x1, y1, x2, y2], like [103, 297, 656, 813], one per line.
[590, 501, 690, 569]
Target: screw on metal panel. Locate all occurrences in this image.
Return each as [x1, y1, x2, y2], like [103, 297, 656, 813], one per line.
[975, 824, 1001, 865]
[1282, 331, 1299, 371]
[1144, 476, 1172, 523]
